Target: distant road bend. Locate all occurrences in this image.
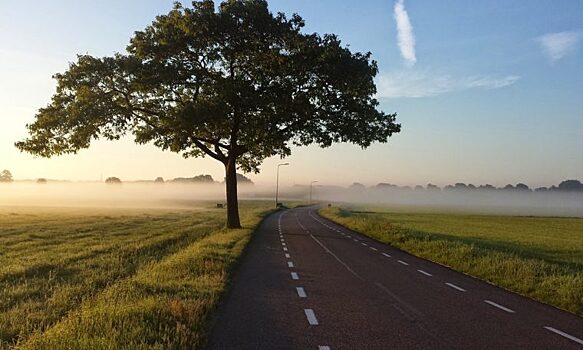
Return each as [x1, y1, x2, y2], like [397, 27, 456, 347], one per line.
[208, 207, 583, 349]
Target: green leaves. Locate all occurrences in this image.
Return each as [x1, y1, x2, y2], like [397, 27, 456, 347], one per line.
[16, 0, 400, 173]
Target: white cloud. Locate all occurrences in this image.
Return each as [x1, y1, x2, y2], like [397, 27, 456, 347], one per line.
[537, 31, 581, 63]
[393, 0, 416, 66]
[376, 70, 520, 98]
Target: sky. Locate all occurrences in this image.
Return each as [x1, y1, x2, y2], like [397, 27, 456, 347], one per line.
[0, 0, 582, 188]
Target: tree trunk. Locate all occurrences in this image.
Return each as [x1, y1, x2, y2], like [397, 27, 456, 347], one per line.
[224, 157, 242, 229]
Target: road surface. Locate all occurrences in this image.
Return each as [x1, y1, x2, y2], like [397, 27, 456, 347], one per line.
[207, 206, 583, 349]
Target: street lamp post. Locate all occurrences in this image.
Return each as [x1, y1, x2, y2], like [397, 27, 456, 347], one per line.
[309, 181, 318, 204]
[275, 163, 289, 208]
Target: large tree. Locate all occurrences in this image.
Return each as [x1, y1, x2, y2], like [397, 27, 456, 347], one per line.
[16, 0, 400, 228]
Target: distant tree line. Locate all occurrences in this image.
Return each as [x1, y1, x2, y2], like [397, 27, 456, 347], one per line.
[365, 179, 583, 193]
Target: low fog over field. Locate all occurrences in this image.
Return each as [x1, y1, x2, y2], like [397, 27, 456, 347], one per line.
[1, 179, 582, 217]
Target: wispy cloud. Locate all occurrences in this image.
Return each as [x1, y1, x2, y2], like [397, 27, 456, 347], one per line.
[537, 31, 581, 63]
[393, 0, 416, 66]
[376, 70, 520, 98]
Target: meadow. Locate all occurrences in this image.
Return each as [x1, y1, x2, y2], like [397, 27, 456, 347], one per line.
[0, 202, 271, 349]
[320, 206, 583, 317]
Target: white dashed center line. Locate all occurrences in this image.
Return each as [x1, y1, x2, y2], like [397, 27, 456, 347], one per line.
[304, 309, 319, 325]
[285, 253, 291, 258]
[417, 269, 432, 277]
[283, 247, 288, 251]
[347, 235, 352, 238]
[291, 272, 299, 280]
[353, 239, 359, 242]
[287, 261, 294, 268]
[282, 243, 286, 246]
[361, 242, 368, 247]
[445, 282, 466, 292]
[484, 300, 515, 313]
[369, 247, 378, 251]
[382, 253, 392, 258]
[544, 326, 583, 345]
[397, 260, 409, 266]
[318, 346, 331, 350]
[296, 287, 307, 298]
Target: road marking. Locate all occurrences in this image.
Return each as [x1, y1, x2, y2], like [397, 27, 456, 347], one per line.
[283, 247, 288, 251]
[304, 309, 319, 325]
[544, 326, 583, 345]
[353, 239, 359, 242]
[285, 253, 291, 258]
[318, 346, 331, 350]
[397, 260, 409, 266]
[370, 247, 378, 251]
[417, 269, 432, 277]
[484, 300, 515, 313]
[296, 287, 307, 298]
[282, 243, 286, 246]
[288, 261, 294, 268]
[347, 235, 352, 238]
[361, 242, 368, 246]
[382, 253, 392, 258]
[445, 283, 466, 292]
[310, 234, 364, 280]
[291, 272, 299, 280]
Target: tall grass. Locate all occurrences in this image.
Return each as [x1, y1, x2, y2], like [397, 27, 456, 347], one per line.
[0, 202, 271, 349]
[320, 207, 583, 317]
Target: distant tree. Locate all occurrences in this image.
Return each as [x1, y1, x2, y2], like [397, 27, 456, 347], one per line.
[172, 174, 215, 184]
[454, 183, 468, 190]
[0, 170, 13, 182]
[478, 184, 495, 190]
[558, 180, 583, 192]
[503, 184, 515, 191]
[37, 178, 48, 184]
[235, 173, 254, 185]
[350, 182, 366, 190]
[444, 185, 455, 191]
[154, 177, 165, 183]
[376, 183, 398, 189]
[535, 187, 548, 192]
[414, 185, 424, 191]
[515, 183, 531, 191]
[105, 177, 122, 184]
[14, 1, 400, 228]
[467, 184, 476, 190]
[426, 183, 441, 191]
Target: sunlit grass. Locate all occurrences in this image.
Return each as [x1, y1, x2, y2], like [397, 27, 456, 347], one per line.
[0, 202, 271, 349]
[320, 206, 583, 316]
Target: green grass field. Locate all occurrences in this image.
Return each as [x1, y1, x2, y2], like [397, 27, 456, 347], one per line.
[320, 206, 583, 317]
[0, 202, 271, 349]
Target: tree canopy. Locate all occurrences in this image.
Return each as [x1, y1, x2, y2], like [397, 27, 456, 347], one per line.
[0, 170, 13, 183]
[15, 0, 400, 227]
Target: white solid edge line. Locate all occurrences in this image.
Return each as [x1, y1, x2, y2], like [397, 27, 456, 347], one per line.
[484, 300, 515, 313]
[417, 269, 432, 277]
[370, 247, 378, 251]
[382, 253, 391, 258]
[285, 253, 291, 258]
[304, 309, 319, 325]
[288, 261, 294, 268]
[397, 260, 409, 266]
[445, 282, 467, 292]
[318, 346, 331, 350]
[296, 287, 307, 298]
[544, 326, 583, 345]
[291, 272, 299, 280]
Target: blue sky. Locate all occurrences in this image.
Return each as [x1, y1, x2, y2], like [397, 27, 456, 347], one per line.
[0, 0, 582, 187]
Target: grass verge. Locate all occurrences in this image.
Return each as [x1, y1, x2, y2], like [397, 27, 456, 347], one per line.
[1, 202, 271, 349]
[320, 206, 583, 317]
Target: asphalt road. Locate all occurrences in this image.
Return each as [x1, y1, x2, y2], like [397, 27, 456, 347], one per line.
[207, 206, 583, 349]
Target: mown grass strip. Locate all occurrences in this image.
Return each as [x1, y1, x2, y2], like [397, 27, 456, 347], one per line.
[15, 204, 271, 349]
[320, 207, 583, 317]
